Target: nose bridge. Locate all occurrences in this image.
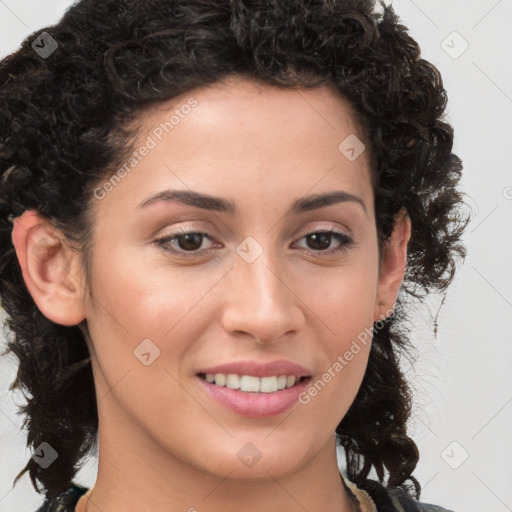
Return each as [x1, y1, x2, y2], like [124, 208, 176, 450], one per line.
[222, 237, 302, 342]
[239, 240, 288, 314]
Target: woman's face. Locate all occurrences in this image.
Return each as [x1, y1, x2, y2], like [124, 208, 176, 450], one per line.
[76, 76, 402, 479]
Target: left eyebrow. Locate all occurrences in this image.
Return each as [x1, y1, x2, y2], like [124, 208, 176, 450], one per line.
[137, 189, 367, 216]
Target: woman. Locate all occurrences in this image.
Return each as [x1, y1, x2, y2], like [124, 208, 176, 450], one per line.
[0, 1, 468, 511]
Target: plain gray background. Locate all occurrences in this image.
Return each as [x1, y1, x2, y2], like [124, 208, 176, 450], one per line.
[0, 1, 511, 511]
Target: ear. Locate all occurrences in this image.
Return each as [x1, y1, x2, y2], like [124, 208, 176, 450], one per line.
[373, 208, 411, 321]
[11, 209, 86, 326]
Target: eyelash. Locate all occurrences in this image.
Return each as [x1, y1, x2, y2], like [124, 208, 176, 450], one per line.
[154, 228, 354, 258]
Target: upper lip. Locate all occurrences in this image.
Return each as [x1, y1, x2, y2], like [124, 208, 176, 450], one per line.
[197, 359, 311, 378]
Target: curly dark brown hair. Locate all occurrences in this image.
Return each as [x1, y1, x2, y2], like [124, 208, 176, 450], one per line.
[0, 0, 468, 501]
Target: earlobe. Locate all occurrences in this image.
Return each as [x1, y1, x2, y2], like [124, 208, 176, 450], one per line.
[11, 209, 86, 326]
[373, 208, 411, 322]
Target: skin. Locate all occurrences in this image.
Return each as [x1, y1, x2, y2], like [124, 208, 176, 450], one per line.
[12, 75, 410, 512]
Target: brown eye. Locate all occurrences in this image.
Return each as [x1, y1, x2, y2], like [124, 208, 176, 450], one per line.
[295, 230, 353, 255]
[175, 233, 204, 251]
[155, 230, 216, 257]
[154, 228, 354, 259]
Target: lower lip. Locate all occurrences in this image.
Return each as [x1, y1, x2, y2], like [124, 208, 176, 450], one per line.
[197, 376, 311, 418]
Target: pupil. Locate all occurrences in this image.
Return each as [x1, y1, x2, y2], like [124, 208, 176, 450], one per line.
[308, 233, 330, 250]
[179, 233, 202, 251]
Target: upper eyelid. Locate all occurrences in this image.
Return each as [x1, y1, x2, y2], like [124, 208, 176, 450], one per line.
[159, 224, 352, 239]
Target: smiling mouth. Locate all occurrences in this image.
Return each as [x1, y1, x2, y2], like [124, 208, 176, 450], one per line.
[197, 373, 310, 393]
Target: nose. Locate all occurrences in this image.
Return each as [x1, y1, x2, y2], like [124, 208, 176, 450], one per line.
[220, 248, 305, 345]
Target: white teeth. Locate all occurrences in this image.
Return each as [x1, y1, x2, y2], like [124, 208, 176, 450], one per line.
[277, 375, 287, 390]
[260, 376, 278, 393]
[214, 373, 226, 386]
[226, 373, 240, 390]
[203, 373, 305, 392]
[240, 375, 260, 392]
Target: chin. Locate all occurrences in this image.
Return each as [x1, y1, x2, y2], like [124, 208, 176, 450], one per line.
[194, 442, 314, 481]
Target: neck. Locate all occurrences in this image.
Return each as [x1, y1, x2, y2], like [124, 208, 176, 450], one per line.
[76, 406, 357, 512]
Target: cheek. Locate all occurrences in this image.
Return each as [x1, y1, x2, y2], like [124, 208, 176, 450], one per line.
[86, 240, 206, 338]
[293, 262, 377, 415]
[83, 252, 209, 439]
[296, 258, 378, 339]
[297, 328, 372, 437]
[83, 244, 223, 401]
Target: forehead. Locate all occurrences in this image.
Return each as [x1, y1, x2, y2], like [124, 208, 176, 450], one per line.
[139, 75, 368, 152]
[94, 75, 373, 218]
